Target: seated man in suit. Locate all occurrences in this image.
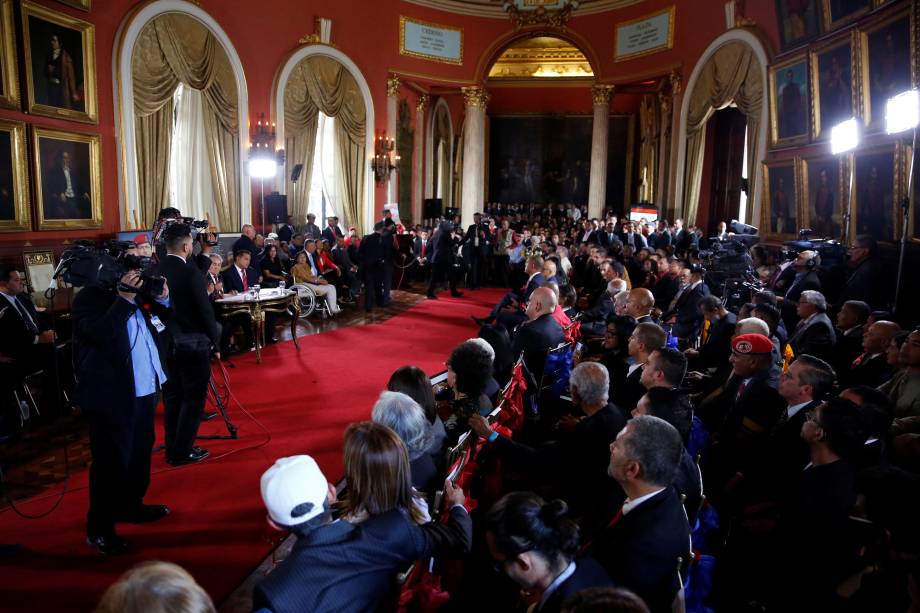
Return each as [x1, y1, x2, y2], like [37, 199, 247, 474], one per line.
[511, 287, 564, 383]
[685, 295, 736, 377]
[472, 255, 545, 331]
[789, 290, 836, 362]
[624, 288, 657, 324]
[219, 249, 271, 352]
[849, 320, 900, 387]
[330, 236, 360, 302]
[777, 250, 821, 333]
[590, 415, 691, 613]
[254, 453, 471, 613]
[614, 322, 666, 411]
[833, 300, 870, 377]
[662, 264, 709, 342]
[580, 279, 626, 337]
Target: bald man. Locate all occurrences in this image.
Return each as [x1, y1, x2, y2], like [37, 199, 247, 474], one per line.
[625, 288, 657, 324]
[512, 287, 565, 385]
[848, 320, 901, 387]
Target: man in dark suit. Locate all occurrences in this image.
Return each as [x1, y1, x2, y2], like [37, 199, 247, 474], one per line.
[789, 290, 836, 362]
[591, 415, 691, 613]
[45, 150, 91, 219]
[662, 265, 709, 341]
[71, 269, 172, 554]
[832, 300, 869, 376]
[836, 235, 887, 310]
[254, 454, 472, 613]
[512, 287, 564, 383]
[686, 295, 737, 377]
[358, 222, 389, 311]
[625, 288, 658, 325]
[232, 224, 259, 261]
[778, 250, 821, 332]
[848, 320, 900, 387]
[320, 216, 344, 247]
[619, 220, 648, 249]
[0, 266, 56, 370]
[460, 213, 490, 289]
[648, 220, 672, 251]
[425, 220, 462, 300]
[577, 219, 597, 245]
[615, 322, 667, 411]
[277, 215, 296, 244]
[331, 235, 360, 302]
[598, 220, 622, 249]
[219, 249, 262, 352]
[155, 224, 221, 466]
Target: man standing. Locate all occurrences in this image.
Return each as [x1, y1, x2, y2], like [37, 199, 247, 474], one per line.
[662, 264, 709, 341]
[461, 213, 490, 290]
[156, 224, 219, 466]
[278, 215, 296, 244]
[837, 235, 887, 310]
[72, 269, 171, 554]
[426, 219, 462, 300]
[321, 216, 344, 247]
[358, 222, 388, 311]
[301, 213, 322, 240]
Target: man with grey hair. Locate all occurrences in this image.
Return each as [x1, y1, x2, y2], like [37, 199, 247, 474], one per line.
[371, 391, 436, 494]
[581, 280, 624, 335]
[790, 290, 835, 362]
[590, 415, 691, 612]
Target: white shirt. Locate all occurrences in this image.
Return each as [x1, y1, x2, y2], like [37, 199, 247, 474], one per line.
[236, 266, 248, 285]
[0, 292, 39, 341]
[627, 361, 644, 377]
[786, 401, 812, 420]
[535, 561, 577, 612]
[622, 487, 666, 515]
[63, 167, 75, 198]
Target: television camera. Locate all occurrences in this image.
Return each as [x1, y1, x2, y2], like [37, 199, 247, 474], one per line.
[49, 239, 165, 300]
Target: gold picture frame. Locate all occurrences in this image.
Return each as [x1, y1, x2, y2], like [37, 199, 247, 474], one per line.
[0, 119, 30, 232]
[56, 0, 91, 11]
[799, 154, 846, 240]
[769, 51, 811, 148]
[897, 142, 919, 244]
[21, 0, 97, 124]
[31, 127, 102, 230]
[809, 30, 858, 141]
[761, 158, 802, 241]
[23, 251, 56, 306]
[398, 16, 464, 66]
[820, 0, 872, 31]
[851, 143, 900, 243]
[858, 5, 913, 130]
[0, 0, 19, 110]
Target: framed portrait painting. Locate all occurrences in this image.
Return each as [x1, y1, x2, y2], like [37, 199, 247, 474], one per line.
[0, 120, 30, 232]
[821, 0, 871, 31]
[0, 0, 19, 110]
[762, 159, 801, 240]
[21, 1, 97, 123]
[31, 127, 102, 230]
[852, 145, 898, 242]
[769, 53, 810, 147]
[810, 32, 856, 140]
[799, 155, 845, 239]
[859, 8, 913, 129]
[775, 0, 820, 50]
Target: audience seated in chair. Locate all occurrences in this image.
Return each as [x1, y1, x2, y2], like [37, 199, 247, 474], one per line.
[289, 251, 341, 316]
[94, 561, 215, 613]
[387, 365, 447, 468]
[512, 287, 565, 387]
[371, 390, 439, 498]
[442, 339, 495, 441]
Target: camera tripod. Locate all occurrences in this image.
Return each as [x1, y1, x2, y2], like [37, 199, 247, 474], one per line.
[196, 363, 238, 440]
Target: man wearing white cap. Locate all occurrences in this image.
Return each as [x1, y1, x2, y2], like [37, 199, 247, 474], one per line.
[253, 455, 470, 613]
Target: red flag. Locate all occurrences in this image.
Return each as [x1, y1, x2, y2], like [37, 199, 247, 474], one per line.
[498, 362, 528, 433]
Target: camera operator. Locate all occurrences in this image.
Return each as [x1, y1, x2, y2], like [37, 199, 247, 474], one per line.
[71, 269, 172, 554]
[461, 212, 490, 289]
[155, 223, 220, 466]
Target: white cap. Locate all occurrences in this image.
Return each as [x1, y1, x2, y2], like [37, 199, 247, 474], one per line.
[260, 455, 328, 527]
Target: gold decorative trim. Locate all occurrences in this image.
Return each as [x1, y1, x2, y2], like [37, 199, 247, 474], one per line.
[821, 0, 871, 32]
[416, 93, 430, 113]
[387, 67, 476, 86]
[798, 154, 847, 242]
[387, 74, 401, 97]
[591, 84, 615, 105]
[56, 0, 91, 10]
[400, 0, 643, 19]
[399, 15, 464, 66]
[761, 158, 802, 241]
[614, 5, 675, 63]
[20, 1, 98, 124]
[858, 5, 912, 131]
[669, 68, 681, 97]
[461, 85, 489, 109]
[0, 119, 31, 232]
[768, 51, 810, 148]
[299, 33, 321, 44]
[809, 29, 858, 141]
[504, 2, 577, 30]
[31, 127, 103, 231]
[0, 0, 19, 110]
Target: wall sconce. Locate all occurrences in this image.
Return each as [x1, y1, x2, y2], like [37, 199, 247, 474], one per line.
[372, 132, 399, 185]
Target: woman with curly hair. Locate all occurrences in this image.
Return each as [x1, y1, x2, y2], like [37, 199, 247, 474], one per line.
[443, 339, 495, 439]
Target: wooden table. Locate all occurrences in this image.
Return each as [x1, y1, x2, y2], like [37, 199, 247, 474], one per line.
[215, 288, 300, 364]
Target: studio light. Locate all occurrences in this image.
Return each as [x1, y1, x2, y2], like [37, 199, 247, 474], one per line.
[249, 157, 277, 179]
[886, 89, 920, 134]
[830, 118, 860, 155]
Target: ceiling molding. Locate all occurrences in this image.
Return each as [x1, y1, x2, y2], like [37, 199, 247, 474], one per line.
[400, 0, 644, 19]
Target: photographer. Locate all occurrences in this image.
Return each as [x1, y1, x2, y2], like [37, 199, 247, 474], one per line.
[155, 223, 220, 466]
[71, 269, 172, 554]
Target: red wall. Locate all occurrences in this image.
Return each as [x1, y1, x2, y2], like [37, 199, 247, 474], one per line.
[0, 0, 783, 257]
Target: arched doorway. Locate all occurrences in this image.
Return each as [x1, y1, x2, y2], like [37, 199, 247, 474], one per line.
[115, 0, 249, 231]
[273, 46, 375, 236]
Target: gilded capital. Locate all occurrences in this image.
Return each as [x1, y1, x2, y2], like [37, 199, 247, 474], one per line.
[462, 86, 490, 109]
[591, 84, 615, 106]
[386, 75, 401, 97]
[658, 90, 671, 114]
[416, 94, 430, 113]
[669, 70, 682, 97]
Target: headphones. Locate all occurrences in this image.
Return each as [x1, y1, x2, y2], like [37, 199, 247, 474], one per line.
[800, 251, 819, 270]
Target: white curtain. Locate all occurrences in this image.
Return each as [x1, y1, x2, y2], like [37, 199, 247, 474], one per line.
[169, 85, 217, 223]
[307, 112, 339, 222]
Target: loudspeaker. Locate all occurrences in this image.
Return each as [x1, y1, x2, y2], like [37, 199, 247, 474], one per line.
[265, 193, 288, 224]
[424, 198, 442, 219]
[291, 163, 304, 183]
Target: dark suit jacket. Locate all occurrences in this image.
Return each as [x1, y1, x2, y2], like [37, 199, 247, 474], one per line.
[652, 275, 680, 311]
[666, 282, 710, 339]
[839, 257, 886, 310]
[538, 557, 614, 613]
[592, 487, 690, 613]
[321, 225, 344, 246]
[694, 312, 736, 372]
[461, 223, 490, 256]
[155, 255, 220, 348]
[790, 312, 836, 362]
[520, 273, 547, 303]
[0, 293, 48, 360]
[581, 292, 614, 324]
[512, 312, 564, 381]
[232, 234, 258, 257]
[597, 231, 622, 249]
[847, 352, 893, 388]
[278, 223, 295, 244]
[427, 223, 455, 265]
[253, 507, 472, 613]
[221, 265, 260, 294]
[759, 399, 820, 492]
[612, 364, 645, 411]
[832, 327, 864, 378]
[71, 286, 170, 417]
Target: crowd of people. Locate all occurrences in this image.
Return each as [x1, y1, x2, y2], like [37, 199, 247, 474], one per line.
[64, 203, 918, 613]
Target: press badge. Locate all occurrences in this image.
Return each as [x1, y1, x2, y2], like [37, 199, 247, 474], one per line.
[149, 315, 166, 333]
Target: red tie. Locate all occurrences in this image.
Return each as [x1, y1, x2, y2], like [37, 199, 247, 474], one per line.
[852, 353, 866, 368]
[241, 268, 248, 291]
[421, 242, 426, 258]
[580, 505, 624, 555]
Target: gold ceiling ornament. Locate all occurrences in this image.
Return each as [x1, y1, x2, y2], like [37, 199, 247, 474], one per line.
[503, 0, 579, 30]
[461, 86, 490, 109]
[591, 84, 615, 105]
[488, 36, 593, 79]
[299, 17, 332, 45]
[387, 75, 401, 97]
[416, 94, 430, 112]
[669, 69, 682, 97]
[298, 33, 321, 44]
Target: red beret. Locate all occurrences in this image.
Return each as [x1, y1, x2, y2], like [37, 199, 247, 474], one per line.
[132, 233, 151, 245]
[731, 333, 773, 355]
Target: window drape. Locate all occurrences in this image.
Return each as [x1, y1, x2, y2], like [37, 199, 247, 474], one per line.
[284, 55, 366, 235]
[132, 14, 240, 230]
[682, 42, 763, 225]
[170, 86, 217, 223]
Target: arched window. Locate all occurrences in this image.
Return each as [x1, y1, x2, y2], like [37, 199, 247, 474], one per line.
[115, 1, 249, 231]
[426, 98, 453, 215]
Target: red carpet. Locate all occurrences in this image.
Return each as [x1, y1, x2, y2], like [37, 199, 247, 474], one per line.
[0, 289, 503, 612]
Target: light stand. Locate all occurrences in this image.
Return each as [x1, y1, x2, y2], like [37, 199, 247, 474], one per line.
[886, 90, 919, 315]
[830, 118, 860, 242]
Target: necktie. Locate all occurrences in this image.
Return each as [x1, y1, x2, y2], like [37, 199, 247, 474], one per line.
[240, 268, 248, 291]
[421, 241, 426, 258]
[13, 298, 38, 334]
[852, 353, 866, 368]
[606, 505, 625, 530]
[735, 379, 749, 402]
